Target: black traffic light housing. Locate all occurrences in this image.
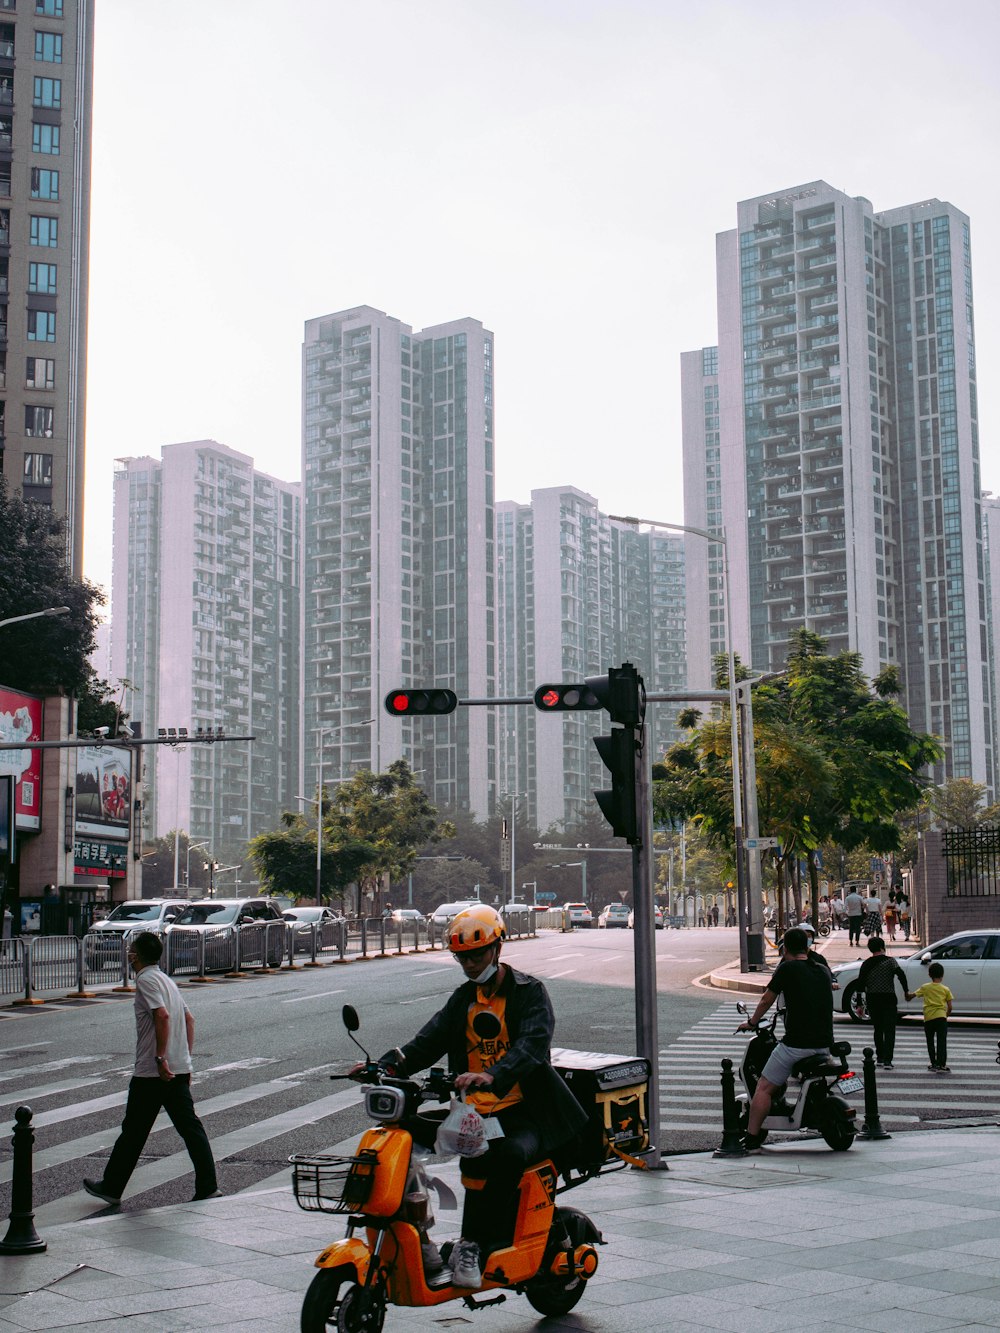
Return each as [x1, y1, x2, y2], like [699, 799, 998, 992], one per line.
[585, 663, 646, 727]
[533, 683, 603, 711]
[594, 726, 639, 844]
[384, 689, 458, 716]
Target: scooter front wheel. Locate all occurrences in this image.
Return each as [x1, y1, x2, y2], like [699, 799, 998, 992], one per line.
[301, 1267, 386, 1333]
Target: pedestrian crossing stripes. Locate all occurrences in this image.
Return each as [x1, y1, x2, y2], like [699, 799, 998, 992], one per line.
[657, 1003, 1000, 1149]
[4, 998, 1000, 1230]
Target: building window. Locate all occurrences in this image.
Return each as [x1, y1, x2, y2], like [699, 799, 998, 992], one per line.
[34, 31, 62, 62]
[25, 356, 54, 389]
[28, 262, 56, 293]
[24, 404, 53, 437]
[30, 167, 58, 199]
[27, 309, 55, 341]
[35, 1, 64, 15]
[32, 76, 60, 108]
[29, 214, 57, 246]
[31, 122, 59, 154]
[23, 451, 52, 485]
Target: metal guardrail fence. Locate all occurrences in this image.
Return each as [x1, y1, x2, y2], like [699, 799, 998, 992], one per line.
[2, 910, 541, 1003]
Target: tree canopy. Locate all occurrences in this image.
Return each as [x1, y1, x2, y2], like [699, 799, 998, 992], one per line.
[654, 629, 943, 892]
[0, 478, 107, 701]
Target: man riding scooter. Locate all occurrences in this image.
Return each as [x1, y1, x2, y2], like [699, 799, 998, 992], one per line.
[365, 905, 586, 1289]
[737, 926, 834, 1153]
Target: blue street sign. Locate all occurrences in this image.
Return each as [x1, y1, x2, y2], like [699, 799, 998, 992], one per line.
[535, 891, 557, 901]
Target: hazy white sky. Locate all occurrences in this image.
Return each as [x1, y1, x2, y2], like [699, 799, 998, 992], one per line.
[83, 0, 1000, 599]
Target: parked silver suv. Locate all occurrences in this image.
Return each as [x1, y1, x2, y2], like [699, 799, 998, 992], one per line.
[85, 898, 188, 967]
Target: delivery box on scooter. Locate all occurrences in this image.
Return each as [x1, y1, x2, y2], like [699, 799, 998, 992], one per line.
[550, 1048, 650, 1170]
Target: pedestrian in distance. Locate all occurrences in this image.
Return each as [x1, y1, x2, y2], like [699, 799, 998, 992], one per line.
[883, 898, 898, 942]
[844, 886, 865, 946]
[857, 937, 908, 1068]
[711, 903, 720, 928]
[83, 931, 219, 1206]
[898, 893, 912, 942]
[908, 962, 953, 1072]
[862, 887, 883, 938]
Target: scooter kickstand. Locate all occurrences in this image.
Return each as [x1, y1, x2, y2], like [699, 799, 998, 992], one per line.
[463, 1293, 507, 1310]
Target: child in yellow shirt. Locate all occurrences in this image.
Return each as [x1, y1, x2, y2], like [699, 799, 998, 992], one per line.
[907, 962, 953, 1072]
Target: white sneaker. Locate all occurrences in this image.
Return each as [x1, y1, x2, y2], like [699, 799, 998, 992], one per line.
[450, 1238, 482, 1288]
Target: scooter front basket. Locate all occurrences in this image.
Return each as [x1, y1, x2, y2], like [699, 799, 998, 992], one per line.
[289, 1150, 378, 1213]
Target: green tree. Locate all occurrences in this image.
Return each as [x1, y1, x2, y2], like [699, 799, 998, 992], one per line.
[654, 630, 942, 916]
[248, 807, 377, 907]
[334, 760, 454, 912]
[927, 777, 1000, 830]
[0, 479, 106, 699]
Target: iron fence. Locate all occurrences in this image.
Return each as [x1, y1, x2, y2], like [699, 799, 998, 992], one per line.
[943, 826, 1000, 897]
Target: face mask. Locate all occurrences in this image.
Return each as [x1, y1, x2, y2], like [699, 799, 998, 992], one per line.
[470, 960, 498, 986]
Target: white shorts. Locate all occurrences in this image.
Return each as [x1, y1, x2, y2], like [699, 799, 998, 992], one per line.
[761, 1042, 830, 1086]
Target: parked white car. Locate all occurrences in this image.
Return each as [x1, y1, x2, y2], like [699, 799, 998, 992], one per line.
[831, 930, 1000, 1020]
[564, 902, 593, 928]
[85, 898, 188, 966]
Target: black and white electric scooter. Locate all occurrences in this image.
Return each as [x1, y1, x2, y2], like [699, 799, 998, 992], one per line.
[733, 1002, 861, 1151]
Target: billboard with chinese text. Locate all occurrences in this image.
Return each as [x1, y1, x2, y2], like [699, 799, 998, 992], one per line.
[0, 685, 43, 831]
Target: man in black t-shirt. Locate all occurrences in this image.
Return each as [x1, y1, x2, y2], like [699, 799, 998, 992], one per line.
[737, 927, 834, 1152]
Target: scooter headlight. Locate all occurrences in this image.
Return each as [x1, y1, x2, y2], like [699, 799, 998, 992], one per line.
[365, 1085, 406, 1122]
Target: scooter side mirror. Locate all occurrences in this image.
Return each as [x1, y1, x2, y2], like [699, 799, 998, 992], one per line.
[343, 1004, 360, 1032]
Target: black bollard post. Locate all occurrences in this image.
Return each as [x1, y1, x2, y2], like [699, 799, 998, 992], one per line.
[857, 1045, 891, 1141]
[713, 1058, 746, 1157]
[0, 1106, 46, 1254]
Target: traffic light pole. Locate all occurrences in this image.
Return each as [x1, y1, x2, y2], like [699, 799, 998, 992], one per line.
[631, 718, 663, 1167]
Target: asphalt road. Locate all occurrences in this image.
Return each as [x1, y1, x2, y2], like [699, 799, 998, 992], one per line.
[3, 926, 1000, 1227]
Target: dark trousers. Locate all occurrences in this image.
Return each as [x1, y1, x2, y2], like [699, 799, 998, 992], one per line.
[867, 995, 898, 1064]
[848, 915, 862, 945]
[924, 1017, 948, 1068]
[460, 1103, 545, 1255]
[102, 1074, 217, 1198]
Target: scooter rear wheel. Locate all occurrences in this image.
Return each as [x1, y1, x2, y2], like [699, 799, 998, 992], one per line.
[301, 1268, 386, 1333]
[820, 1106, 856, 1152]
[525, 1206, 593, 1317]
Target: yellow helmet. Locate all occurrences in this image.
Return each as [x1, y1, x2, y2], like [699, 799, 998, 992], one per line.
[447, 905, 505, 953]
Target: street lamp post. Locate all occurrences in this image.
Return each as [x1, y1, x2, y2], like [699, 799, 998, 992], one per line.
[185, 841, 209, 892]
[501, 792, 527, 907]
[610, 514, 759, 971]
[0, 606, 71, 631]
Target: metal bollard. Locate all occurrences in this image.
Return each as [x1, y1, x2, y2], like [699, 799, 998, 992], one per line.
[857, 1045, 891, 1140]
[0, 1107, 46, 1254]
[713, 1058, 746, 1157]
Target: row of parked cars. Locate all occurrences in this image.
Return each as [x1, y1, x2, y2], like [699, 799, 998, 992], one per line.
[565, 902, 666, 929]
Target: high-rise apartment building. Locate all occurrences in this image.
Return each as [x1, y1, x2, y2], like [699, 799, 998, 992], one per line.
[0, 0, 93, 573]
[681, 346, 724, 690]
[497, 488, 686, 832]
[111, 441, 300, 865]
[684, 181, 995, 791]
[302, 306, 495, 817]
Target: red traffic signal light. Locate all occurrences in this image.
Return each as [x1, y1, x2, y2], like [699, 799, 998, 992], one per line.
[533, 683, 602, 711]
[384, 689, 458, 716]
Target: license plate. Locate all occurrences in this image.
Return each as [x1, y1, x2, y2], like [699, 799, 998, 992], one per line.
[837, 1074, 863, 1094]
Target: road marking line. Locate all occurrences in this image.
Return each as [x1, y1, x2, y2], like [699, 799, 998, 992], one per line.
[282, 988, 345, 1004]
[547, 968, 577, 978]
[401, 992, 452, 1005]
[0, 1054, 106, 1082]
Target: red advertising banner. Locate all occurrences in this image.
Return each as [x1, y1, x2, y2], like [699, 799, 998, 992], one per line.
[0, 685, 43, 831]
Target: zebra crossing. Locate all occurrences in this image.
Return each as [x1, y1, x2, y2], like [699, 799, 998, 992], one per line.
[658, 1002, 1000, 1152]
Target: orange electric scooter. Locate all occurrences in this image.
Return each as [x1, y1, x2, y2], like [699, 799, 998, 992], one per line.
[291, 1005, 605, 1333]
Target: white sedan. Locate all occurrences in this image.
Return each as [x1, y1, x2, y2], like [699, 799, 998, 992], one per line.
[831, 929, 1000, 1021]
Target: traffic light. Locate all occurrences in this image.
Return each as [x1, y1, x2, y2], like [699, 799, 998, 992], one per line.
[384, 689, 458, 716]
[585, 663, 646, 727]
[593, 727, 639, 844]
[533, 683, 602, 711]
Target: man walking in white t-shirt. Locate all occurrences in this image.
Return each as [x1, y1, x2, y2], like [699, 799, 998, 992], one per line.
[83, 931, 218, 1205]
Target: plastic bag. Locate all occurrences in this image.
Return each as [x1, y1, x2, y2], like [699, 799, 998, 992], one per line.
[435, 1093, 489, 1158]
